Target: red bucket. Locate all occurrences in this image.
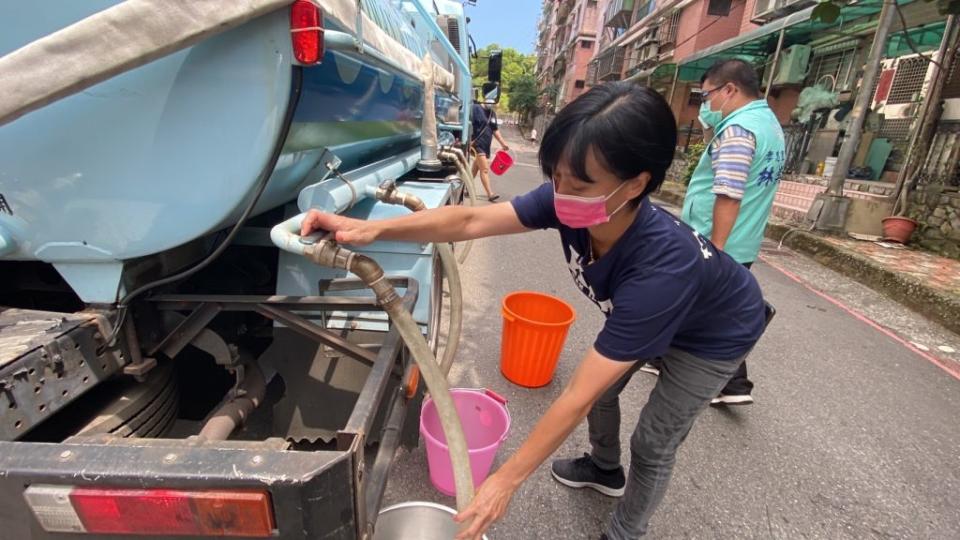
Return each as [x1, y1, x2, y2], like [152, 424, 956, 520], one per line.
[490, 150, 514, 175]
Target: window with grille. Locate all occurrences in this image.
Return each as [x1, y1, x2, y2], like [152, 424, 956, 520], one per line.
[887, 56, 930, 104]
[597, 47, 626, 81]
[587, 61, 598, 86]
[623, 42, 638, 71]
[804, 48, 856, 90]
[648, 25, 660, 41]
[639, 42, 659, 63]
[636, 1, 654, 23]
[661, 11, 681, 45]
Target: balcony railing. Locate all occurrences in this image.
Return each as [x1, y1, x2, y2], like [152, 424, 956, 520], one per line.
[596, 46, 626, 82]
[604, 0, 635, 29]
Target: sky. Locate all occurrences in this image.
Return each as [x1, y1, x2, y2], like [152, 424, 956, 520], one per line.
[463, 0, 540, 54]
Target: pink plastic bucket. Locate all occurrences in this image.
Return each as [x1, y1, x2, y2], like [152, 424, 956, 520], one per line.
[419, 388, 511, 496]
[490, 150, 514, 175]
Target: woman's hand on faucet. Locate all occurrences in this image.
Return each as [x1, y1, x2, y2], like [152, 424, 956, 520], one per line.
[300, 209, 380, 246]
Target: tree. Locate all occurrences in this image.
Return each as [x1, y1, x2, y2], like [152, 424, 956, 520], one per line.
[470, 44, 536, 113]
[507, 72, 539, 124]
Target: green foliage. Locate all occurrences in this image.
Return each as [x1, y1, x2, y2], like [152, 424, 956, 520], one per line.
[681, 143, 706, 186]
[507, 72, 539, 122]
[470, 44, 536, 112]
[811, 1, 841, 23]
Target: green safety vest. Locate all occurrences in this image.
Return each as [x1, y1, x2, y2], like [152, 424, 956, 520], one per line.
[680, 100, 786, 264]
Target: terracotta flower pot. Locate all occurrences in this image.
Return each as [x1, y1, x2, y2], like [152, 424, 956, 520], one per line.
[881, 216, 918, 244]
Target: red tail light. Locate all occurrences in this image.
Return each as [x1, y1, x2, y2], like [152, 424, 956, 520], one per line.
[291, 0, 324, 65]
[25, 485, 275, 537]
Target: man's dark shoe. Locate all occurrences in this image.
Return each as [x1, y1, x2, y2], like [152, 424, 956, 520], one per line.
[551, 453, 625, 497]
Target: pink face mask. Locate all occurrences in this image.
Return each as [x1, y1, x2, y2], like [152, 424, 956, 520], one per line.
[553, 181, 630, 229]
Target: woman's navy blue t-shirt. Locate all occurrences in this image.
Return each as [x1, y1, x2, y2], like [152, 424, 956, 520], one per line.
[511, 183, 766, 362]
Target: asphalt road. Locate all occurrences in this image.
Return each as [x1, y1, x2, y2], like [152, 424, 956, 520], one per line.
[382, 126, 960, 539]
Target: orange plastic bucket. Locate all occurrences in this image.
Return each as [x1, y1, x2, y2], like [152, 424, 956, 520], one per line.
[500, 291, 576, 387]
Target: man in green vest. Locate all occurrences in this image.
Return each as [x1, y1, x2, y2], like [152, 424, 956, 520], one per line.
[642, 59, 784, 406]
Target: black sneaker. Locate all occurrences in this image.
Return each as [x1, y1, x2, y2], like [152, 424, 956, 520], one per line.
[551, 453, 625, 497]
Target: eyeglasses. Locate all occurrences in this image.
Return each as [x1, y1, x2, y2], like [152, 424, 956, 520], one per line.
[700, 84, 727, 100]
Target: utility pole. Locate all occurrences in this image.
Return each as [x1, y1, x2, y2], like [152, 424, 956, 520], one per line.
[825, 0, 897, 197]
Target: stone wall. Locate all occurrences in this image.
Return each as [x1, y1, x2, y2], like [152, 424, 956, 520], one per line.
[908, 186, 960, 259]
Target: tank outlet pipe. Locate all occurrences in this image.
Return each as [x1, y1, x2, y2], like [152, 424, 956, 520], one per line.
[364, 183, 427, 212]
[297, 149, 421, 215]
[197, 359, 266, 441]
[418, 55, 442, 173]
[367, 184, 463, 377]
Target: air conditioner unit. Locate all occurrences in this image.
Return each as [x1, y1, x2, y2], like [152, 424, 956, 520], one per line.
[754, 0, 815, 23]
[772, 44, 811, 85]
[873, 52, 951, 121]
[753, 0, 777, 19]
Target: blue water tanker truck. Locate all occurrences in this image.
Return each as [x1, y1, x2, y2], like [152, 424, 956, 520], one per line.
[0, 1, 501, 537]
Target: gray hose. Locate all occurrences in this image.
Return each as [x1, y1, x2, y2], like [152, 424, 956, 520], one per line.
[434, 243, 462, 377]
[300, 238, 475, 511]
[444, 147, 479, 206]
[440, 149, 477, 264]
[370, 188, 463, 377]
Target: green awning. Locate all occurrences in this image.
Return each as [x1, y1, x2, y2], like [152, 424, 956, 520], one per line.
[886, 20, 946, 56]
[676, 1, 914, 82]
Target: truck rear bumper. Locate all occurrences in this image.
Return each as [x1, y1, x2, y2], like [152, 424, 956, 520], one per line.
[1, 436, 360, 539]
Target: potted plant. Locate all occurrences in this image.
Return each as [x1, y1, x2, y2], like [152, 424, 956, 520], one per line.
[881, 214, 918, 243]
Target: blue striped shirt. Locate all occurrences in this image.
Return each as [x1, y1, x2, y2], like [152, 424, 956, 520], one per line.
[709, 125, 757, 200]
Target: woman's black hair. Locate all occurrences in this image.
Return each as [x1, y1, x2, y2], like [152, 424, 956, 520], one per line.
[539, 82, 678, 201]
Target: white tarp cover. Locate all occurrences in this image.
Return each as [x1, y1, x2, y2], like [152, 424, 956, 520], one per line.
[323, 0, 455, 90]
[0, 0, 454, 126]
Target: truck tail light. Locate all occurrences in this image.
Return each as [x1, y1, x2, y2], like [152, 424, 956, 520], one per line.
[24, 485, 275, 537]
[291, 0, 324, 65]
